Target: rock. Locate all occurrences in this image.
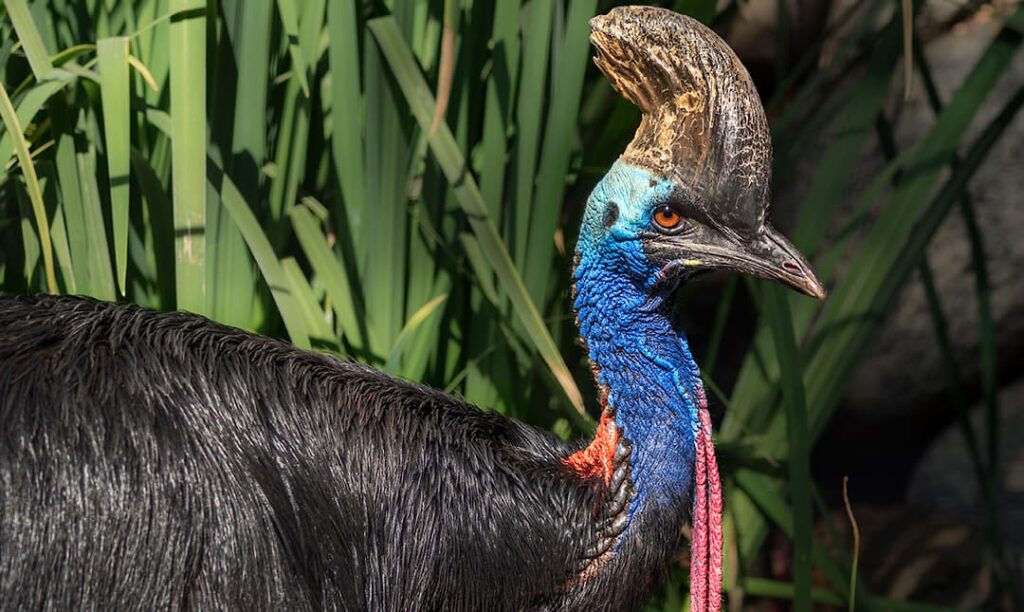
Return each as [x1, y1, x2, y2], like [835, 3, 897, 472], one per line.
[909, 377, 1024, 550]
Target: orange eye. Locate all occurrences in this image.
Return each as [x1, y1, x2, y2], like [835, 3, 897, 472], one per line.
[652, 206, 683, 230]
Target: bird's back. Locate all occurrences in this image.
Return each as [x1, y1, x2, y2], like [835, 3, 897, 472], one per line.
[0, 295, 598, 610]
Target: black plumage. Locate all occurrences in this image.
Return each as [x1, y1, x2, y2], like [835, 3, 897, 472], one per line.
[0, 295, 681, 610]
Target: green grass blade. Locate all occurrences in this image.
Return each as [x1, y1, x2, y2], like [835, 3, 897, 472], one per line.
[269, 0, 323, 228]
[280, 256, 337, 345]
[6, 0, 54, 81]
[790, 22, 903, 254]
[169, 0, 207, 312]
[327, 0, 368, 260]
[290, 204, 369, 352]
[385, 292, 448, 374]
[75, 111, 117, 300]
[15, 184, 41, 287]
[362, 4, 415, 357]
[37, 160, 76, 293]
[275, 0, 310, 97]
[511, 0, 552, 270]
[733, 471, 851, 596]
[0, 75, 74, 171]
[368, 15, 587, 421]
[0, 80, 56, 293]
[761, 284, 813, 612]
[460, 232, 499, 305]
[523, 0, 595, 306]
[206, 0, 271, 328]
[702, 275, 737, 377]
[98, 36, 132, 295]
[135, 1, 170, 106]
[724, 0, 1024, 576]
[478, 1, 520, 222]
[226, 0, 272, 197]
[130, 146, 176, 308]
[211, 163, 310, 348]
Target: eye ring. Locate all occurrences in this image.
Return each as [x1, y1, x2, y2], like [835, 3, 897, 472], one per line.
[652, 205, 684, 231]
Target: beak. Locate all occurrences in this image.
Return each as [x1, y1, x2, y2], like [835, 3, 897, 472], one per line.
[649, 222, 826, 300]
[738, 224, 827, 299]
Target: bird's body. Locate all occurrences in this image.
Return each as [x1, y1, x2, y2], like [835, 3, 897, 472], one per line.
[0, 7, 825, 610]
[0, 293, 686, 610]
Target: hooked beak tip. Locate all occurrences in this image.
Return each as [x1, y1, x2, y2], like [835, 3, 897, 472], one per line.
[770, 239, 826, 300]
[746, 225, 827, 300]
[792, 273, 827, 300]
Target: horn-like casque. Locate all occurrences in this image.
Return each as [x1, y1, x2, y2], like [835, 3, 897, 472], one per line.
[590, 7, 772, 241]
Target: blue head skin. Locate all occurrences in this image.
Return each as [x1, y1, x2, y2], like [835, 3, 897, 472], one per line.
[574, 161, 706, 518]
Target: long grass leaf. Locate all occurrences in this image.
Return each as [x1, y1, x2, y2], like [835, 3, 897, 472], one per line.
[6, 0, 54, 81]
[97, 36, 132, 295]
[275, 0, 310, 97]
[478, 0, 520, 221]
[15, 183, 41, 287]
[914, 38, 1007, 586]
[37, 160, 76, 292]
[0, 81, 56, 293]
[280, 256, 337, 344]
[327, 0, 368, 259]
[511, 0, 553, 269]
[130, 147, 175, 308]
[210, 163, 310, 348]
[169, 0, 207, 312]
[726, 0, 1022, 573]
[75, 111, 117, 300]
[805, 8, 1024, 438]
[385, 293, 448, 374]
[725, 9, 910, 430]
[0, 75, 74, 171]
[761, 284, 813, 612]
[290, 205, 369, 352]
[362, 4, 416, 356]
[205, 0, 270, 328]
[523, 0, 595, 306]
[737, 80, 1024, 575]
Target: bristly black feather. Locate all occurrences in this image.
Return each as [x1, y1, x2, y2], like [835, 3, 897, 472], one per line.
[0, 295, 686, 611]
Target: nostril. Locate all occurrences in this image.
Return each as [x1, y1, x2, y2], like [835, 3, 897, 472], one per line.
[782, 260, 801, 274]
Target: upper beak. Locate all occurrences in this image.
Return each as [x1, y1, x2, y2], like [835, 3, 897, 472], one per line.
[651, 222, 826, 300]
[741, 224, 826, 299]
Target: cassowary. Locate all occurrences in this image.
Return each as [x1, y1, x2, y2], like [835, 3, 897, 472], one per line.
[0, 7, 824, 611]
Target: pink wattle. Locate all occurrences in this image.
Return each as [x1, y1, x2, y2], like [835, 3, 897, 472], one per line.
[690, 395, 723, 612]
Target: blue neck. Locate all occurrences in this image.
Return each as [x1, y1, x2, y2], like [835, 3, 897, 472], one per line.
[573, 250, 703, 518]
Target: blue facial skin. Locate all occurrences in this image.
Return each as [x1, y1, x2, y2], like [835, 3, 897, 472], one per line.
[574, 160, 704, 522]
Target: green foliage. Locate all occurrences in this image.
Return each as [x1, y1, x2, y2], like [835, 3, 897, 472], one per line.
[0, 0, 1018, 608]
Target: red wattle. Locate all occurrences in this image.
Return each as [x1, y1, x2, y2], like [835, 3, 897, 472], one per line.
[690, 404, 722, 612]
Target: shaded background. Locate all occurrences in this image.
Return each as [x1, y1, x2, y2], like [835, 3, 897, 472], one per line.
[0, 0, 1021, 609]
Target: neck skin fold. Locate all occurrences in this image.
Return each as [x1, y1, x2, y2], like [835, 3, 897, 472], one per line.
[566, 161, 723, 611]
[572, 252, 703, 518]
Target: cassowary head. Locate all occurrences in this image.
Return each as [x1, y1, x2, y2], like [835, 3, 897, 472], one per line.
[578, 7, 824, 300]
